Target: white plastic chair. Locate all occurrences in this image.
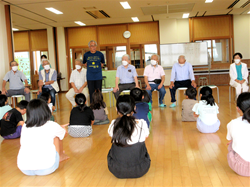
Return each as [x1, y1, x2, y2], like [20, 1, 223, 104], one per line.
[198, 85, 220, 103]
[176, 87, 188, 105]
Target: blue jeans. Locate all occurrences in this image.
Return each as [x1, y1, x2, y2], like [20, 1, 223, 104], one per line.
[38, 87, 56, 106]
[20, 152, 59, 176]
[146, 84, 166, 104]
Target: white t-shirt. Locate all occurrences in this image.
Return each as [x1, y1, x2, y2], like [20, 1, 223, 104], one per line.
[192, 100, 219, 125]
[226, 116, 250, 162]
[108, 119, 149, 145]
[17, 121, 66, 170]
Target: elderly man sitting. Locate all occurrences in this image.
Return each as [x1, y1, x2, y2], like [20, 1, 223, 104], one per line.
[66, 59, 89, 106]
[2, 61, 30, 101]
[37, 59, 59, 109]
[144, 54, 166, 107]
[169, 55, 196, 108]
[113, 54, 139, 100]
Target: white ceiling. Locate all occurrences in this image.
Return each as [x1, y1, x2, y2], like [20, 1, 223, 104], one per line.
[1, 0, 250, 31]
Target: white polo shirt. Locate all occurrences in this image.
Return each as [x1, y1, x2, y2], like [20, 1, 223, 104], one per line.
[227, 116, 250, 162]
[69, 68, 87, 89]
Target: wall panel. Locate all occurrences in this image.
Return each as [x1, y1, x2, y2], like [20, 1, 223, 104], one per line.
[98, 24, 127, 45]
[13, 31, 29, 51]
[67, 26, 97, 48]
[128, 22, 159, 44]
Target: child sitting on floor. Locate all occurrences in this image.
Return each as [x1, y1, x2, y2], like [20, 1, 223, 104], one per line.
[226, 92, 250, 177]
[192, 86, 220, 133]
[130, 88, 150, 128]
[17, 99, 69, 176]
[0, 94, 12, 119]
[90, 89, 109, 125]
[40, 93, 55, 121]
[107, 95, 150, 178]
[68, 93, 94, 138]
[142, 90, 152, 123]
[0, 100, 28, 139]
[182, 87, 198, 121]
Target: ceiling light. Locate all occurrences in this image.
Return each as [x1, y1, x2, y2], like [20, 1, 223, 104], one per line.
[182, 13, 190, 18]
[120, 2, 131, 9]
[45, 7, 63, 14]
[131, 17, 139, 22]
[74, 21, 86, 26]
[248, 11, 250, 14]
[205, 0, 213, 3]
[12, 28, 19, 31]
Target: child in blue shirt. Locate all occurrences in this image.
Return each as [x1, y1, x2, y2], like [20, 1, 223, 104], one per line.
[142, 90, 152, 123]
[130, 88, 150, 127]
[0, 94, 12, 119]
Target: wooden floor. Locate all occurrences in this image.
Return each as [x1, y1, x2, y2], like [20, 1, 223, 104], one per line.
[0, 86, 250, 187]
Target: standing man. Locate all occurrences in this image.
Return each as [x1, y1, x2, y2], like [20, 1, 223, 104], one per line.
[169, 55, 196, 108]
[37, 59, 59, 109]
[113, 54, 139, 100]
[66, 59, 89, 106]
[2, 61, 30, 101]
[83, 40, 105, 103]
[144, 54, 166, 107]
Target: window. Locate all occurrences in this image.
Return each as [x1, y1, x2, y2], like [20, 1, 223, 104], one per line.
[14, 52, 31, 84]
[196, 39, 229, 63]
[144, 44, 157, 66]
[114, 46, 126, 68]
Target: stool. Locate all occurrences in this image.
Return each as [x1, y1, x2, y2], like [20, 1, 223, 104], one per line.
[121, 90, 130, 95]
[11, 95, 25, 108]
[229, 85, 237, 102]
[55, 93, 60, 110]
[176, 87, 188, 105]
[153, 89, 160, 106]
[102, 88, 114, 107]
[102, 76, 107, 88]
[30, 90, 38, 99]
[138, 80, 142, 88]
[199, 77, 208, 86]
[198, 85, 219, 103]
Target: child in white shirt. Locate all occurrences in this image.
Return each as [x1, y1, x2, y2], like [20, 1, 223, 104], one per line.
[17, 99, 69, 176]
[107, 95, 150, 178]
[192, 86, 220, 133]
[226, 92, 250, 177]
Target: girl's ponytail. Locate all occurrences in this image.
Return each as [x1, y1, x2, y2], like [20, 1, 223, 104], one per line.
[112, 95, 136, 147]
[243, 107, 250, 123]
[200, 86, 215, 106]
[75, 93, 87, 112]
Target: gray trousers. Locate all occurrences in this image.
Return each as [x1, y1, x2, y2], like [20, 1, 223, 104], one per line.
[6, 88, 30, 101]
[113, 83, 135, 100]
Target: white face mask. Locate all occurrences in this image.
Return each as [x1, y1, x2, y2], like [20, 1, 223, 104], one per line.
[12, 66, 18, 71]
[44, 65, 50, 70]
[179, 63, 185, 67]
[151, 60, 157, 66]
[75, 65, 82, 70]
[234, 59, 241, 64]
[122, 60, 128, 66]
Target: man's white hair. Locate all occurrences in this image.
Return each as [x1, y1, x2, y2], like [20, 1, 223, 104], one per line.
[42, 59, 50, 65]
[151, 54, 160, 61]
[178, 55, 186, 60]
[122, 54, 130, 60]
[88, 40, 97, 47]
[75, 59, 83, 64]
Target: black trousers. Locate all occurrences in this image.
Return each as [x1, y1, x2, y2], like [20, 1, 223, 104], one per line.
[113, 83, 135, 100]
[87, 80, 102, 103]
[169, 79, 194, 102]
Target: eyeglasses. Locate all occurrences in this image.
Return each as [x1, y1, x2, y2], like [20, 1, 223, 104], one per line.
[89, 45, 96, 47]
